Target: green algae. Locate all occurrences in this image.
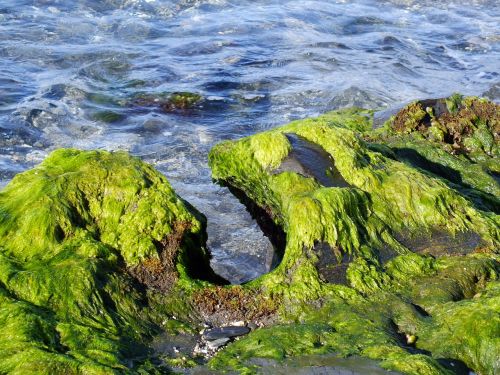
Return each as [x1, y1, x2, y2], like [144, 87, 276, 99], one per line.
[0, 149, 217, 374]
[1, 94, 499, 375]
[207, 95, 500, 374]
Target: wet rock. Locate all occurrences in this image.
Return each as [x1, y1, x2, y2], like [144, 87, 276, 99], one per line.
[395, 229, 484, 257]
[209, 99, 499, 374]
[373, 105, 402, 128]
[143, 118, 165, 133]
[273, 133, 350, 188]
[229, 320, 246, 327]
[203, 326, 250, 341]
[247, 322, 258, 330]
[390, 95, 499, 157]
[328, 86, 388, 110]
[482, 82, 500, 102]
[129, 91, 202, 113]
[0, 149, 219, 373]
[206, 337, 230, 350]
[91, 110, 125, 123]
[313, 242, 353, 284]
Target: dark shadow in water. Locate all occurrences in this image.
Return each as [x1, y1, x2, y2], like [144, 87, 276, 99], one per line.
[179, 197, 230, 285]
[273, 133, 351, 188]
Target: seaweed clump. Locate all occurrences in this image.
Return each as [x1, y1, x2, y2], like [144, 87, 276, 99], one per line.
[129, 92, 202, 113]
[192, 285, 279, 327]
[391, 95, 499, 160]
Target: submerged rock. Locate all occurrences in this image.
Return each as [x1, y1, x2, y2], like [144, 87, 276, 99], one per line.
[129, 91, 202, 113]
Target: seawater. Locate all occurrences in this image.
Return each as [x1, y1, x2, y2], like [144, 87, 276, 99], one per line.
[0, 0, 498, 283]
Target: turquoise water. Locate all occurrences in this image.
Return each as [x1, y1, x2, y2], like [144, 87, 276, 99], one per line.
[0, 0, 498, 283]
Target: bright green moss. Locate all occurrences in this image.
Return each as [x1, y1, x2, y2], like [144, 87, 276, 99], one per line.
[1, 94, 498, 375]
[418, 281, 500, 375]
[208, 95, 499, 374]
[0, 149, 213, 373]
[0, 149, 201, 265]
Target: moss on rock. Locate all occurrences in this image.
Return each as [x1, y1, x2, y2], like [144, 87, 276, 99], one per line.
[207, 95, 499, 374]
[1, 94, 498, 375]
[0, 149, 218, 373]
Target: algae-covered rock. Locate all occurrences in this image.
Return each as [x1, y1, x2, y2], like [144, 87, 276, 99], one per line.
[0, 149, 218, 373]
[381, 95, 500, 195]
[207, 95, 499, 374]
[390, 95, 499, 161]
[1, 94, 498, 375]
[129, 91, 202, 113]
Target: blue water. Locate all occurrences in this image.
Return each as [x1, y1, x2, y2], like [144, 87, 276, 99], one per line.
[0, 0, 499, 283]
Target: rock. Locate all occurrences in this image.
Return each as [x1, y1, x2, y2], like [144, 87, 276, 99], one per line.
[246, 322, 258, 330]
[203, 326, 250, 341]
[405, 334, 417, 345]
[206, 337, 231, 350]
[208, 97, 499, 374]
[0, 149, 219, 373]
[272, 133, 351, 188]
[228, 320, 245, 327]
[129, 91, 202, 113]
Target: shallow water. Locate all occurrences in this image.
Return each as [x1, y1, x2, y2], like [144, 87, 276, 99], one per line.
[0, 0, 499, 283]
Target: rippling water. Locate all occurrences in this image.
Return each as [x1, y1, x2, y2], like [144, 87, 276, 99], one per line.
[0, 0, 499, 283]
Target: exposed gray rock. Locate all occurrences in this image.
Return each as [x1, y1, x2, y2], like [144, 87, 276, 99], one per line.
[203, 326, 250, 341]
[206, 337, 230, 350]
[273, 133, 350, 188]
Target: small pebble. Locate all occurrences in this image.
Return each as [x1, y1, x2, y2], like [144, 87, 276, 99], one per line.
[406, 334, 417, 345]
[228, 320, 245, 327]
[206, 337, 230, 350]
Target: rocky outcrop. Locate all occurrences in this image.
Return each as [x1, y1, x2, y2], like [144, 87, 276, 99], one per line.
[0, 149, 218, 373]
[0, 95, 498, 375]
[207, 96, 499, 374]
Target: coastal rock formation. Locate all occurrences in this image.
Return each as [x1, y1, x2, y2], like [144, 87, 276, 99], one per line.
[207, 96, 499, 374]
[0, 95, 498, 374]
[0, 149, 219, 373]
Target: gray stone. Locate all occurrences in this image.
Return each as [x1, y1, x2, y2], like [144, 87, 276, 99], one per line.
[247, 322, 258, 330]
[206, 337, 230, 350]
[203, 326, 250, 341]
